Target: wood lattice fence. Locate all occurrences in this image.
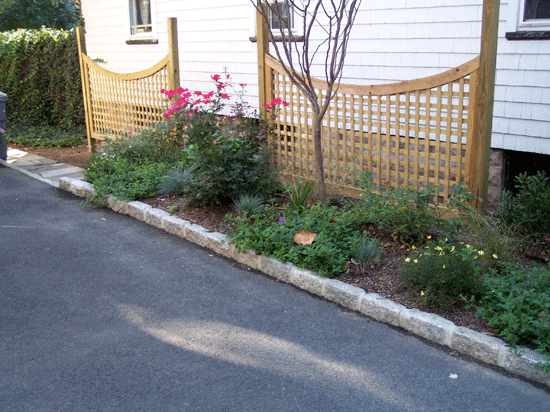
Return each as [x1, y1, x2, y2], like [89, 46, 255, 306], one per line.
[264, 54, 481, 204]
[76, 18, 180, 150]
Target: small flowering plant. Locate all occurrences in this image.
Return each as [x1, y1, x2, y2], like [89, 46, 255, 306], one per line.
[157, 72, 288, 205]
[401, 237, 497, 307]
[161, 72, 288, 147]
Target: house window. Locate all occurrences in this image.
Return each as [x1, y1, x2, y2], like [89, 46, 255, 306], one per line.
[269, 1, 293, 31]
[129, 0, 152, 35]
[518, 0, 550, 30]
[523, 0, 550, 20]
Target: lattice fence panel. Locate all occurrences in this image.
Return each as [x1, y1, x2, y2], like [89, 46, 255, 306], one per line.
[81, 54, 170, 141]
[267, 55, 479, 204]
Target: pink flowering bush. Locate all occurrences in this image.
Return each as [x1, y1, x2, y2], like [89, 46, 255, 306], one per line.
[158, 73, 288, 205]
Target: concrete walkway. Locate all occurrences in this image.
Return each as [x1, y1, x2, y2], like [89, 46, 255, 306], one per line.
[3, 146, 85, 186]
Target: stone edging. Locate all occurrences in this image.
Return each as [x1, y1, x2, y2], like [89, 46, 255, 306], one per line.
[57, 176, 550, 388]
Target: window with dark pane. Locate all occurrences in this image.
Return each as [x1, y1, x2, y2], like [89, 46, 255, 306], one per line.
[269, 2, 293, 30]
[524, 0, 550, 20]
[129, 0, 152, 34]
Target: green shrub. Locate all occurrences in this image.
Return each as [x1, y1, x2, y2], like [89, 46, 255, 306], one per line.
[85, 157, 172, 202]
[84, 122, 185, 202]
[360, 183, 440, 243]
[401, 238, 495, 307]
[180, 135, 278, 205]
[85, 75, 281, 206]
[457, 204, 518, 263]
[498, 171, 550, 258]
[471, 262, 550, 371]
[158, 78, 281, 206]
[0, 27, 84, 127]
[228, 202, 368, 277]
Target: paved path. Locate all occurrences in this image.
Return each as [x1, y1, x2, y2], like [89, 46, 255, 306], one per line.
[3, 146, 85, 185]
[1, 165, 550, 411]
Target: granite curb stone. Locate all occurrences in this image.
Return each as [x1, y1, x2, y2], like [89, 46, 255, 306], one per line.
[324, 279, 365, 312]
[289, 268, 326, 297]
[56, 175, 550, 389]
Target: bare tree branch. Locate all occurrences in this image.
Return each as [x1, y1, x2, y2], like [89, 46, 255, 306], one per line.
[251, 0, 362, 199]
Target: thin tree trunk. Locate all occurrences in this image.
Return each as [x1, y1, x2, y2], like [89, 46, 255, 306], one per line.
[312, 109, 326, 200]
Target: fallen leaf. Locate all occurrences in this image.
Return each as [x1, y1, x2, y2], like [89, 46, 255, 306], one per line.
[294, 230, 316, 245]
[449, 373, 458, 379]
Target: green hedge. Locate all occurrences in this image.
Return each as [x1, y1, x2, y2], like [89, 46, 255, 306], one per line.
[0, 27, 84, 127]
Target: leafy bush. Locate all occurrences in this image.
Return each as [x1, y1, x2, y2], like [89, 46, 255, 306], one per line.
[85, 74, 281, 205]
[0, 27, 84, 127]
[228, 202, 368, 277]
[158, 76, 281, 205]
[179, 135, 277, 205]
[6, 123, 86, 147]
[498, 171, 550, 258]
[470, 262, 550, 371]
[457, 204, 518, 263]
[86, 158, 172, 202]
[84, 121, 185, 202]
[401, 238, 496, 307]
[360, 181, 440, 243]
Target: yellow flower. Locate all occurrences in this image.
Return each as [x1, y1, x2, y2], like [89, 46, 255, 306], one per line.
[478, 250, 484, 255]
[421, 291, 425, 296]
[414, 259, 418, 263]
[443, 264, 446, 269]
[427, 235, 432, 239]
[405, 258, 411, 262]
[492, 254, 498, 259]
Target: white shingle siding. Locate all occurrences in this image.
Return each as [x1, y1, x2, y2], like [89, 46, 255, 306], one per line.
[80, 0, 549, 155]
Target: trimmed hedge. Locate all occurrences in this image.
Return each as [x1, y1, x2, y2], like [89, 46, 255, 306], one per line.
[0, 27, 84, 127]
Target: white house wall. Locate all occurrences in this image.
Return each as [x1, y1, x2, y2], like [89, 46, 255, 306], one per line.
[80, 0, 550, 155]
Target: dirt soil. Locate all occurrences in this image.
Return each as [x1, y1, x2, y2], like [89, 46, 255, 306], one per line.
[10, 143, 94, 169]
[16, 144, 496, 336]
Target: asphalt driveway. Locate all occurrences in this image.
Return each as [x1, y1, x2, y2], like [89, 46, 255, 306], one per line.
[1, 165, 549, 411]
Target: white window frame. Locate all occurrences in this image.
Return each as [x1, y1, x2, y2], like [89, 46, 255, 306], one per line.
[518, 0, 550, 31]
[250, 1, 303, 40]
[268, 1, 294, 32]
[126, 0, 158, 41]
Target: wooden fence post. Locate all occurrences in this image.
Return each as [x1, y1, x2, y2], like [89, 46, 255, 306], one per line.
[167, 18, 180, 91]
[256, 4, 270, 118]
[76, 26, 94, 152]
[471, 0, 500, 209]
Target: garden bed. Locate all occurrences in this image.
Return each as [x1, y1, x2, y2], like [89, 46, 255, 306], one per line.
[141, 193, 496, 336]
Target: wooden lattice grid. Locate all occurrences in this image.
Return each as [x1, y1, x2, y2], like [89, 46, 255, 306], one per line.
[81, 54, 170, 141]
[265, 55, 480, 204]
